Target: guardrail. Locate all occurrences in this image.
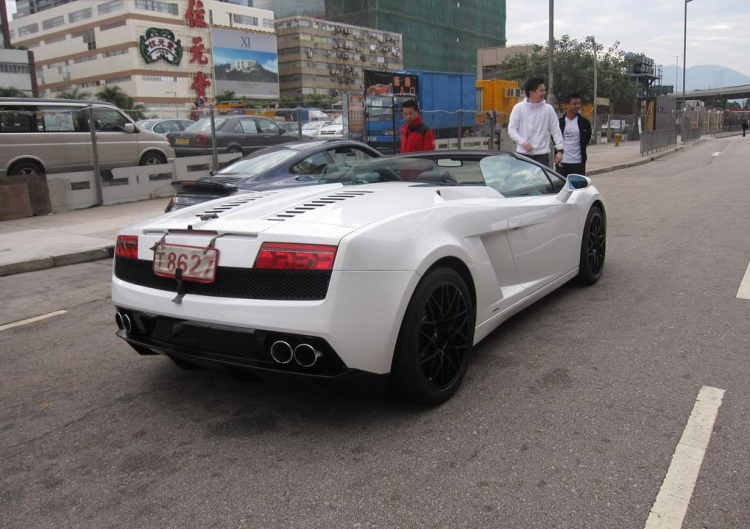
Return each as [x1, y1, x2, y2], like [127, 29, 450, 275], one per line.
[640, 129, 677, 155]
[711, 126, 743, 138]
[681, 127, 701, 143]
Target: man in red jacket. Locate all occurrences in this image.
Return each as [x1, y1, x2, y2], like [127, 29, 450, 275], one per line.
[400, 99, 435, 153]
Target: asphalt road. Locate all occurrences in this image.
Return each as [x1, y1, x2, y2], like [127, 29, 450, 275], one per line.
[2, 136, 749, 529]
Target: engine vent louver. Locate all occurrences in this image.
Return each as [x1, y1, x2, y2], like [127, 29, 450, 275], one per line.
[196, 192, 276, 218]
[266, 191, 374, 222]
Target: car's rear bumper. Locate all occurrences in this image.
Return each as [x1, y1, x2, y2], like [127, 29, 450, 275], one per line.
[112, 269, 420, 375]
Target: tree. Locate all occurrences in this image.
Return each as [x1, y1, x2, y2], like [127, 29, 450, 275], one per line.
[56, 86, 91, 100]
[0, 86, 28, 97]
[95, 85, 131, 108]
[215, 90, 236, 103]
[491, 35, 637, 113]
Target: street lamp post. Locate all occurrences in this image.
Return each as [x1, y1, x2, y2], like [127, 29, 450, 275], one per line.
[548, 0, 554, 104]
[682, 0, 693, 141]
[593, 38, 598, 144]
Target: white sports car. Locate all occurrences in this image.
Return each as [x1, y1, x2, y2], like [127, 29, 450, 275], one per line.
[112, 153, 606, 404]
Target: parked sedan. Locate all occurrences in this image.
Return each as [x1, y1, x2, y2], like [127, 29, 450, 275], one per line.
[167, 115, 304, 157]
[165, 140, 381, 211]
[137, 118, 195, 135]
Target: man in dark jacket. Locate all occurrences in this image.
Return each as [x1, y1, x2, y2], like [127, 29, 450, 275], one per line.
[400, 99, 435, 153]
[556, 93, 593, 176]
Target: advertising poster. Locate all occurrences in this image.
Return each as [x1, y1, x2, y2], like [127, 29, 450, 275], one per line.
[211, 29, 279, 99]
[364, 70, 419, 97]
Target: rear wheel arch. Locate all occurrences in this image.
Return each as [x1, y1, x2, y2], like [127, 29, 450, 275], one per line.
[139, 150, 167, 166]
[8, 158, 46, 176]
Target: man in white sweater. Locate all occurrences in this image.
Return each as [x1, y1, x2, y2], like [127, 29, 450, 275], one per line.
[508, 77, 564, 168]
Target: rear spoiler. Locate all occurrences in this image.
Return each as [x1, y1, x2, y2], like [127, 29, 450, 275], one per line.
[170, 179, 237, 195]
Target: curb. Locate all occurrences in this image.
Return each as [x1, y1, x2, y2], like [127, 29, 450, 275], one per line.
[0, 246, 114, 278]
[588, 137, 706, 176]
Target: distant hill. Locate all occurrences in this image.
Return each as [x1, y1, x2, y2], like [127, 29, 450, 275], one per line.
[214, 63, 278, 84]
[662, 64, 750, 92]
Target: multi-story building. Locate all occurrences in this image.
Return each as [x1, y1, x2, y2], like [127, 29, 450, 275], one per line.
[0, 48, 38, 95]
[8, 0, 277, 110]
[477, 44, 537, 80]
[275, 15, 402, 101]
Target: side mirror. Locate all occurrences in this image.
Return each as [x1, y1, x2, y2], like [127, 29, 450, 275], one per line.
[556, 174, 590, 203]
[279, 128, 286, 135]
[124, 123, 135, 133]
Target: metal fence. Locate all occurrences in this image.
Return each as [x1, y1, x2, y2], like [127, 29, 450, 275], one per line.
[712, 125, 744, 138]
[681, 127, 702, 143]
[640, 129, 678, 155]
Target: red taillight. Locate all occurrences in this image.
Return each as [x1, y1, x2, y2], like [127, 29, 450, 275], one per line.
[115, 235, 138, 259]
[254, 243, 337, 271]
[196, 133, 209, 147]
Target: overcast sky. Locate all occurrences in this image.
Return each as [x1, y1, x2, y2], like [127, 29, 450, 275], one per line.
[507, 0, 750, 77]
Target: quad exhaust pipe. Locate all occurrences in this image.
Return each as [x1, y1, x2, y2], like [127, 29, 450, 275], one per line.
[270, 340, 323, 368]
[115, 312, 132, 334]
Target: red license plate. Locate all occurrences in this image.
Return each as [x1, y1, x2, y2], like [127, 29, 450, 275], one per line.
[153, 244, 218, 283]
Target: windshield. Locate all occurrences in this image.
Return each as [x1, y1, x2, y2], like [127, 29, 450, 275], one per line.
[317, 156, 486, 186]
[303, 121, 329, 130]
[185, 118, 227, 132]
[221, 149, 298, 177]
[330, 116, 343, 126]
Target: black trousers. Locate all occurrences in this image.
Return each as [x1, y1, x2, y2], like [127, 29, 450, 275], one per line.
[525, 153, 552, 168]
[556, 162, 586, 176]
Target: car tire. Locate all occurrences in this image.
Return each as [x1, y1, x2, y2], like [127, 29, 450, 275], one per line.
[227, 146, 243, 156]
[390, 267, 475, 405]
[8, 159, 44, 176]
[576, 205, 606, 285]
[139, 151, 167, 166]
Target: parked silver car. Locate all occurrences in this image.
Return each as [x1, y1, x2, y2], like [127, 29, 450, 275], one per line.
[0, 98, 175, 176]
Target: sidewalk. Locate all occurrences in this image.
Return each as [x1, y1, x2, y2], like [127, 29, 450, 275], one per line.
[0, 139, 694, 277]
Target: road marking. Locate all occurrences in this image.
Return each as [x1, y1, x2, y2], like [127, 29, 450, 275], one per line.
[0, 310, 67, 331]
[644, 386, 726, 529]
[737, 260, 750, 299]
[712, 152, 722, 157]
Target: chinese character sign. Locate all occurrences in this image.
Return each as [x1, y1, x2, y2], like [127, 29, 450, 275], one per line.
[190, 37, 208, 65]
[185, 0, 207, 28]
[191, 72, 211, 100]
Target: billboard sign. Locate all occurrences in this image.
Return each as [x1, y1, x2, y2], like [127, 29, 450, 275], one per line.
[364, 70, 419, 98]
[140, 28, 183, 66]
[211, 29, 279, 99]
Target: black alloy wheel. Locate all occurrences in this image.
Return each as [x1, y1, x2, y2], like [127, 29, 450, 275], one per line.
[576, 206, 606, 285]
[391, 267, 475, 405]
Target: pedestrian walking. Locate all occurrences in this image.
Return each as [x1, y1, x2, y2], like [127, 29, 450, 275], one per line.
[742, 118, 748, 137]
[400, 99, 435, 153]
[508, 78, 564, 168]
[556, 93, 593, 176]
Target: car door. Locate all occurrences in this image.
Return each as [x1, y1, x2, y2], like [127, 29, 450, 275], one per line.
[255, 117, 289, 148]
[234, 118, 261, 153]
[35, 105, 91, 173]
[481, 156, 579, 292]
[92, 108, 139, 169]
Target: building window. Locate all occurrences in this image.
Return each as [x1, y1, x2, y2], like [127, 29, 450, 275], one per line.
[69, 8, 93, 23]
[42, 16, 65, 30]
[134, 0, 179, 15]
[98, 0, 125, 15]
[45, 35, 67, 44]
[0, 63, 31, 74]
[100, 20, 127, 31]
[102, 48, 129, 58]
[80, 81, 101, 88]
[142, 75, 180, 82]
[105, 76, 132, 84]
[263, 19, 274, 29]
[18, 23, 39, 37]
[73, 55, 98, 64]
[232, 14, 258, 26]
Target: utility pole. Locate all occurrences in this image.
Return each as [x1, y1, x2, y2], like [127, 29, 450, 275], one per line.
[593, 38, 598, 144]
[548, 0, 554, 104]
[682, 0, 693, 141]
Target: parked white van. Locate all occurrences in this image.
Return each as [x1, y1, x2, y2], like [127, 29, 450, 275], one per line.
[0, 98, 175, 176]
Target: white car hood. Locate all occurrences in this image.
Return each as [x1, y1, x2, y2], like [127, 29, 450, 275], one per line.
[129, 183, 495, 238]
